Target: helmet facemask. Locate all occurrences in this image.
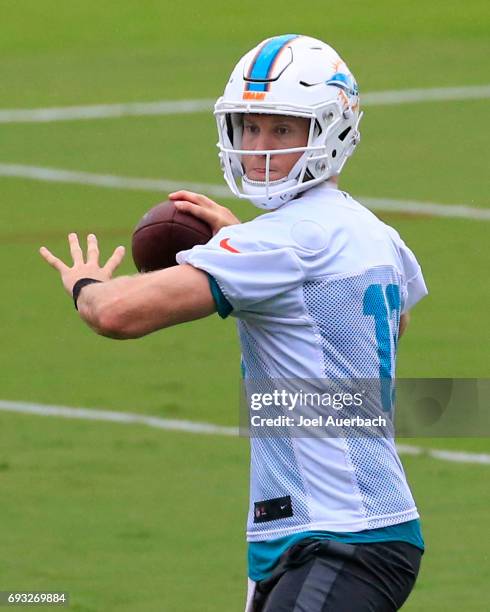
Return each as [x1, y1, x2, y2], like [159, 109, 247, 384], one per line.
[215, 104, 361, 210]
[214, 35, 362, 210]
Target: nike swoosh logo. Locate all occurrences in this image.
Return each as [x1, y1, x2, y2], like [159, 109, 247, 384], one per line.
[280, 505, 288, 510]
[219, 238, 240, 253]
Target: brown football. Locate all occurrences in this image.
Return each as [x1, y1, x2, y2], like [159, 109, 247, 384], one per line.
[132, 200, 213, 272]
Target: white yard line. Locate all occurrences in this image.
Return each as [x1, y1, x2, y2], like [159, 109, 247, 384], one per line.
[395, 444, 490, 465]
[1, 163, 489, 220]
[361, 84, 490, 105]
[0, 163, 231, 199]
[1, 399, 489, 465]
[358, 196, 490, 220]
[0, 99, 216, 124]
[0, 85, 489, 123]
[0, 399, 236, 436]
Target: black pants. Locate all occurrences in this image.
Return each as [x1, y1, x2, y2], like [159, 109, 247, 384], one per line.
[252, 539, 422, 611]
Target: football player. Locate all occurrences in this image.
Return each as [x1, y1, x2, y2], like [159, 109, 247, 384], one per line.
[41, 35, 428, 611]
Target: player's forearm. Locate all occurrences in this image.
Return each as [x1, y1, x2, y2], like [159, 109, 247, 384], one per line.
[77, 265, 215, 339]
[76, 275, 141, 339]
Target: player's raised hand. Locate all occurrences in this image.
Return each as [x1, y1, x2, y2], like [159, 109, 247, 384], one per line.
[169, 190, 240, 235]
[40, 233, 126, 295]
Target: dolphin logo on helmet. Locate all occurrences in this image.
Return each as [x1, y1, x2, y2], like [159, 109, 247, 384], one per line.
[214, 34, 363, 210]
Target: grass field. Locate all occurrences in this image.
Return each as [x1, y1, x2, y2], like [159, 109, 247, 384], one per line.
[1, 1, 489, 610]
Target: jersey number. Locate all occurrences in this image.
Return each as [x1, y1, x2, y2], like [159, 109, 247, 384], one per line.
[363, 284, 400, 412]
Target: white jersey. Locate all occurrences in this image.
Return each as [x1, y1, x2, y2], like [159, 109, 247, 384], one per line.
[177, 181, 428, 541]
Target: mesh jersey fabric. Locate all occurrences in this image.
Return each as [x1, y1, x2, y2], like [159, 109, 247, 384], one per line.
[176, 181, 428, 540]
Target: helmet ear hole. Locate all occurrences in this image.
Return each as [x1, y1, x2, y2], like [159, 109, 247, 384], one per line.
[332, 149, 337, 158]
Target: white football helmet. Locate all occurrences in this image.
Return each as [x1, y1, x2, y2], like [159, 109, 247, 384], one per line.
[214, 34, 362, 210]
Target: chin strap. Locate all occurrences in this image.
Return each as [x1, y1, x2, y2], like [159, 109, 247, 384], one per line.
[241, 174, 298, 210]
[240, 148, 312, 210]
[242, 176, 288, 187]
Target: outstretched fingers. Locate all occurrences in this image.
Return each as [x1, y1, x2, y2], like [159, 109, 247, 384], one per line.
[39, 246, 69, 273]
[86, 233, 100, 265]
[68, 232, 84, 265]
[103, 245, 126, 276]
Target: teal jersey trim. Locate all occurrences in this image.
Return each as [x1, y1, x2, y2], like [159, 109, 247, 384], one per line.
[207, 274, 233, 319]
[248, 519, 425, 581]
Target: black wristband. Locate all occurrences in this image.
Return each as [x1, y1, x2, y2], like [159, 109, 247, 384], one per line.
[72, 278, 102, 310]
